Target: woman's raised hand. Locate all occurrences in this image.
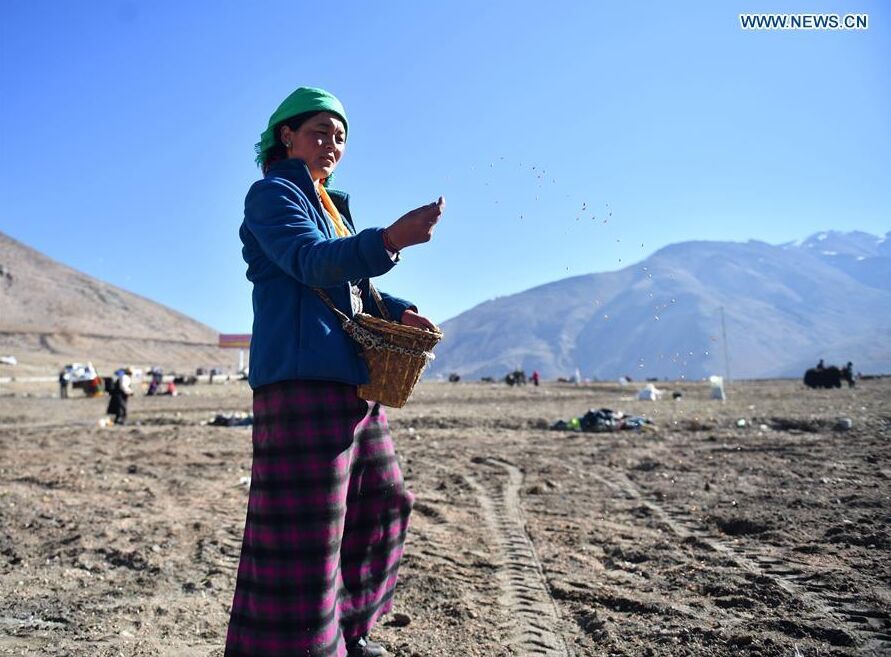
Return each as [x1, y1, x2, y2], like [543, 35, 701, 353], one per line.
[384, 197, 445, 250]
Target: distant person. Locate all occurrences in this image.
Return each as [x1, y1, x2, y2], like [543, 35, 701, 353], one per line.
[106, 367, 133, 425]
[225, 86, 444, 657]
[531, 370, 540, 386]
[164, 381, 177, 396]
[58, 370, 69, 399]
[151, 369, 163, 388]
[816, 358, 825, 370]
[843, 361, 855, 388]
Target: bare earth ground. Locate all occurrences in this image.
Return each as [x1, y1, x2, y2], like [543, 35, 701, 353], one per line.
[0, 378, 888, 657]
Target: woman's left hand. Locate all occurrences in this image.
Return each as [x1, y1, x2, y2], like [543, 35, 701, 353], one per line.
[401, 309, 438, 331]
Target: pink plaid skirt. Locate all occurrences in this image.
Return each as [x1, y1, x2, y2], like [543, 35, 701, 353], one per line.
[225, 380, 414, 657]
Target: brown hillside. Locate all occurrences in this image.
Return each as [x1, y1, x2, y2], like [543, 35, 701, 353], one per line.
[0, 231, 240, 376]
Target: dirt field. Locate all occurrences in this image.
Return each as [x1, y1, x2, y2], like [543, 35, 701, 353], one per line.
[0, 378, 888, 657]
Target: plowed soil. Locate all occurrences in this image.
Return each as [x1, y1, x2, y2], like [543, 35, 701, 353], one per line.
[0, 378, 888, 656]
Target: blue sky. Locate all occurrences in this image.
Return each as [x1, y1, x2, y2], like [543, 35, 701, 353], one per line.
[1, 1, 888, 332]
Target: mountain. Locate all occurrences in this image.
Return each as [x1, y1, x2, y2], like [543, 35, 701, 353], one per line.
[788, 230, 891, 293]
[427, 230, 891, 380]
[0, 231, 234, 376]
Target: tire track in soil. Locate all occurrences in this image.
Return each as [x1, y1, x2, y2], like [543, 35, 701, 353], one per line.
[468, 458, 571, 657]
[193, 501, 243, 582]
[588, 470, 891, 655]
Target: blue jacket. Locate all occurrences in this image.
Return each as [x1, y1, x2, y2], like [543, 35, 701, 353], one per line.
[240, 159, 415, 389]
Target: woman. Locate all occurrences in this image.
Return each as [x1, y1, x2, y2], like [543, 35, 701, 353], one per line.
[106, 367, 133, 425]
[225, 87, 443, 657]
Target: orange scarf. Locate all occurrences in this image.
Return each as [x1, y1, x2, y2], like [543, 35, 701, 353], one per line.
[317, 184, 351, 238]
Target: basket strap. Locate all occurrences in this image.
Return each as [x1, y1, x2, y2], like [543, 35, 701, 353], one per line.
[367, 280, 391, 321]
[313, 288, 352, 324]
[314, 283, 390, 322]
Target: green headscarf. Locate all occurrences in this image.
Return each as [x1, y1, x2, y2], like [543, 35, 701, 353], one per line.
[254, 86, 349, 168]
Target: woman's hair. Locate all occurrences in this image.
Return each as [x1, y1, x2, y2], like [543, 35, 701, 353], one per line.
[261, 110, 322, 175]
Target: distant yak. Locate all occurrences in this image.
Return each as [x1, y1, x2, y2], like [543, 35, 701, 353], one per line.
[505, 370, 527, 386]
[803, 364, 855, 389]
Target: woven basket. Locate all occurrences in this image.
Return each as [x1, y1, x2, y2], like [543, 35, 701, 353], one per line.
[315, 284, 443, 408]
[352, 313, 442, 407]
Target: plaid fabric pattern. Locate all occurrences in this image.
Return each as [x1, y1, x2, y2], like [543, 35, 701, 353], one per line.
[225, 380, 414, 657]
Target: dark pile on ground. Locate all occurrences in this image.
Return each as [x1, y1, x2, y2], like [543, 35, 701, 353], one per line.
[0, 378, 888, 656]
